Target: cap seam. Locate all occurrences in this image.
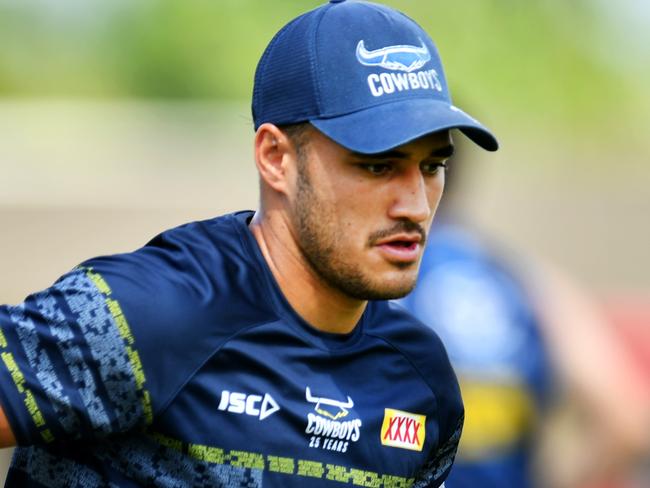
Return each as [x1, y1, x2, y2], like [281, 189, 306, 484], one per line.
[311, 4, 333, 117]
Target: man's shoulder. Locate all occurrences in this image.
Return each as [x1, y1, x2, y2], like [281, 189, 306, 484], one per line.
[145, 211, 250, 259]
[80, 210, 272, 337]
[366, 301, 456, 381]
[369, 300, 447, 348]
[367, 300, 463, 438]
[86, 211, 253, 287]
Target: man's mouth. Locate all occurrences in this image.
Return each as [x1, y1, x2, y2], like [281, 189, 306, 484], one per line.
[374, 234, 422, 263]
[383, 240, 418, 250]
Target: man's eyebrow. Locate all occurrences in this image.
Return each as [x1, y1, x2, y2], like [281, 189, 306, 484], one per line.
[431, 144, 455, 159]
[350, 144, 455, 160]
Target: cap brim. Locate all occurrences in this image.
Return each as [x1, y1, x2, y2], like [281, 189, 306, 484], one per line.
[310, 98, 498, 154]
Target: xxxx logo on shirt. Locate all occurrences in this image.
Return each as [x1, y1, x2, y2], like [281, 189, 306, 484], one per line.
[381, 408, 426, 451]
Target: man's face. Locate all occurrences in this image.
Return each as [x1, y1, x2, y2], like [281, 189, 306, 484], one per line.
[289, 127, 452, 300]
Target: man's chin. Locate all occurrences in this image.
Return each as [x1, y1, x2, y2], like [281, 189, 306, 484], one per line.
[308, 251, 420, 301]
[352, 276, 418, 301]
[378, 283, 417, 300]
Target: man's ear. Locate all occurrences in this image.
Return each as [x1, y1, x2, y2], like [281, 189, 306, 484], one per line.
[254, 123, 299, 194]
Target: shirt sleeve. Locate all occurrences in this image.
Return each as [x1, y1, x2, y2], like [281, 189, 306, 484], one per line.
[0, 265, 154, 446]
[0, 219, 255, 447]
[412, 414, 463, 488]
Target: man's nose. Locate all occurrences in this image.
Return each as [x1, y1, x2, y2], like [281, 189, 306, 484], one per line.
[387, 168, 432, 224]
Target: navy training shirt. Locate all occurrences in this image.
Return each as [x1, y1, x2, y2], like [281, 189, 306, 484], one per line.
[0, 211, 463, 487]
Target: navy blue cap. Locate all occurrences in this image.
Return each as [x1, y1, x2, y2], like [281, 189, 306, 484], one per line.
[252, 0, 498, 153]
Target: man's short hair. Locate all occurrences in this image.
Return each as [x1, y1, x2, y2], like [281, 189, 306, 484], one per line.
[280, 123, 310, 163]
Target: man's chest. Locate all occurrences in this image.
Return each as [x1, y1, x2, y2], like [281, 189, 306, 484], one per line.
[152, 335, 439, 485]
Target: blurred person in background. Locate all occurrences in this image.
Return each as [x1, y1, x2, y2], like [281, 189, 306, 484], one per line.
[399, 136, 650, 488]
[539, 284, 650, 488]
[598, 297, 650, 488]
[398, 137, 552, 488]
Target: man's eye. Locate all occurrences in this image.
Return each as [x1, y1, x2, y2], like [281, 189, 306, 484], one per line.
[421, 161, 447, 176]
[361, 163, 391, 176]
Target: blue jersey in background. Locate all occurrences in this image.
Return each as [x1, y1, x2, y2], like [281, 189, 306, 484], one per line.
[400, 223, 553, 488]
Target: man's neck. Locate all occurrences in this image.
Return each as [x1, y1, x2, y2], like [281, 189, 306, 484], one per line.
[249, 210, 367, 334]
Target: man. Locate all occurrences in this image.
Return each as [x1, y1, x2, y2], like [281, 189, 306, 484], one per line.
[0, 1, 497, 486]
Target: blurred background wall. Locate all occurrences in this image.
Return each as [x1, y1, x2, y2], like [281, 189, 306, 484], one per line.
[1, 0, 648, 485]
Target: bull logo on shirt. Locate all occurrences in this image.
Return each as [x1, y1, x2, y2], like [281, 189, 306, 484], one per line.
[305, 386, 354, 420]
[304, 387, 362, 454]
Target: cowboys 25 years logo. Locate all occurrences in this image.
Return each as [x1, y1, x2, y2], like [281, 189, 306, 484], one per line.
[304, 387, 362, 454]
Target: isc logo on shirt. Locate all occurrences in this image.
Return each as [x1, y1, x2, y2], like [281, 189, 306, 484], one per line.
[380, 408, 426, 451]
[217, 390, 280, 421]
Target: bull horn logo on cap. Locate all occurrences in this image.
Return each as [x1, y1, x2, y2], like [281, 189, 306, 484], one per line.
[356, 39, 431, 73]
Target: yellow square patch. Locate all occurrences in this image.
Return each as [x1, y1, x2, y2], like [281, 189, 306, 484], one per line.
[380, 408, 426, 451]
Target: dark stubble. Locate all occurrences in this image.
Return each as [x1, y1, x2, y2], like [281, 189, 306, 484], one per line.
[293, 158, 426, 301]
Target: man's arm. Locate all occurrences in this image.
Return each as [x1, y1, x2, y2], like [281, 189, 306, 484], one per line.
[0, 406, 16, 448]
[412, 415, 463, 488]
[0, 265, 157, 447]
